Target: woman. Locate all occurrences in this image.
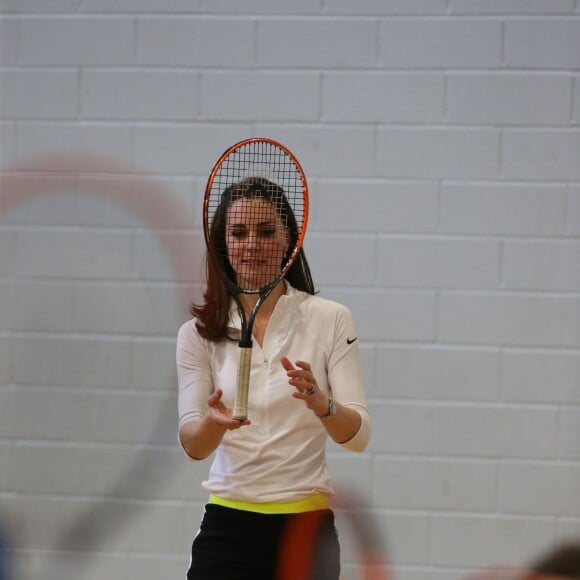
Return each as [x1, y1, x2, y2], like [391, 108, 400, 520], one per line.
[177, 176, 371, 579]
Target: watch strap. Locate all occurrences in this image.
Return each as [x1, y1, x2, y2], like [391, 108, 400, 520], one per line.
[318, 396, 336, 421]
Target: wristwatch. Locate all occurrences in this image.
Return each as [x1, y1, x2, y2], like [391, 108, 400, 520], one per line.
[318, 396, 336, 421]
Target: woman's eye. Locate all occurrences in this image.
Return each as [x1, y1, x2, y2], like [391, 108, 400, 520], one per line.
[258, 228, 276, 238]
[230, 229, 245, 238]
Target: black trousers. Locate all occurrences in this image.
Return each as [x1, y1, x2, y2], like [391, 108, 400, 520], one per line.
[187, 504, 340, 580]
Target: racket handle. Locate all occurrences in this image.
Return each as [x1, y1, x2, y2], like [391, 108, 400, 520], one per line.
[233, 346, 252, 420]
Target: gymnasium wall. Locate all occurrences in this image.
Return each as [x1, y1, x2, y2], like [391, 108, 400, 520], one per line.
[0, 1, 579, 579]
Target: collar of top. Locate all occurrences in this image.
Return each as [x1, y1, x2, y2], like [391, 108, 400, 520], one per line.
[226, 281, 298, 331]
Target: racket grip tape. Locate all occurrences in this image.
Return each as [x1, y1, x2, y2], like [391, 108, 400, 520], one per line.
[233, 346, 252, 420]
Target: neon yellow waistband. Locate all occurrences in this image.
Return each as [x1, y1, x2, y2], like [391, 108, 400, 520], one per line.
[208, 492, 330, 514]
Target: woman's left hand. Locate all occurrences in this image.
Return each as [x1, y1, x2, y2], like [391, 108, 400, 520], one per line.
[281, 356, 329, 417]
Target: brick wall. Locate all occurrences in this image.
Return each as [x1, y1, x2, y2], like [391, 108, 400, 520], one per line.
[0, 1, 579, 579]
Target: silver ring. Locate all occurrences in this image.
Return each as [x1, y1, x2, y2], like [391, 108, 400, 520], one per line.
[306, 385, 316, 396]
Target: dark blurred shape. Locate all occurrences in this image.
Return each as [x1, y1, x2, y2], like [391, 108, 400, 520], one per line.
[530, 540, 580, 579]
[463, 539, 580, 579]
[0, 527, 10, 580]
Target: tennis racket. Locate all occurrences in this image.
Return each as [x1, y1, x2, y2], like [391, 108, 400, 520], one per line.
[203, 138, 309, 420]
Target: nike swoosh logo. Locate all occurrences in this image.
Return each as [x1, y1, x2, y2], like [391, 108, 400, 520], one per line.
[346, 337, 358, 345]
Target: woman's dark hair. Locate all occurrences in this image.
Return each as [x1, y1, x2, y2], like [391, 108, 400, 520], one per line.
[191, 176, 315, 342]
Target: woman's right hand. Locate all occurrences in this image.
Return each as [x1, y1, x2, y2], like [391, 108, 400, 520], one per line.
[208, 388, 251, 430]
[179, 389, 250, 459]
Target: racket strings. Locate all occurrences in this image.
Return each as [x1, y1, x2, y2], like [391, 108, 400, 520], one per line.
[206, 141, 306, 293]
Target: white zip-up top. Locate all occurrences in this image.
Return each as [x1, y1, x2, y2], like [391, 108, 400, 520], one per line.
[177, 283, 371, 503]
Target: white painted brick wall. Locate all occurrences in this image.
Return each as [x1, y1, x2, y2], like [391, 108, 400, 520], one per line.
[438, 293, 565, 347]
[504, 19, 580, 69]
[500, 462, 580, 516]
[0, 17, 18, 65]
[377, 345, 501, 402]
[374, 457, 498, 512]
[136, 18, 255, 67]
[449, 0, 576, 14]
[323, 72, 445, 123]
[501, 350, 580, 404]
[560, 408, 580, 460]
[379, 20, 502, 68]
[574, 80, 580, 122]
[19, 18, 135, 66]
[202, 72, 320, 121]
[257, 19, 377, 68]
[430, 515, 556, 568]
[1, 4, 579, 580]
[377, 237, 501, 289]
[0, 122, 15, 166]
[502, 129, 580, 180]
[82, 70, 199, 121]
[0, 69, 79, 119]
[570, 186, 580, 234]
[441, 183, 568, 235]
[308, 234, 377, 286]
[328, 0, 448, 16]
[446, 73, 572, 126]
[16, 122, 135, 167]
[376, 127, 501, 179]
[503, 240, 580, 291]
[315, 180, 439, 233]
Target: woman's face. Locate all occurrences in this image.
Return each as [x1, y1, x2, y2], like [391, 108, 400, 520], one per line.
[225, 197, 289, 290]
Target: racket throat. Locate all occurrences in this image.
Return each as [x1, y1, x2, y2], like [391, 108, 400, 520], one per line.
[238, 337, 253, 349]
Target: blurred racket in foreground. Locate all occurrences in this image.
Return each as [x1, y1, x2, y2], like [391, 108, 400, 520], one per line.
[0, 153, 201, 580]
[277, 486, 390, 580]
